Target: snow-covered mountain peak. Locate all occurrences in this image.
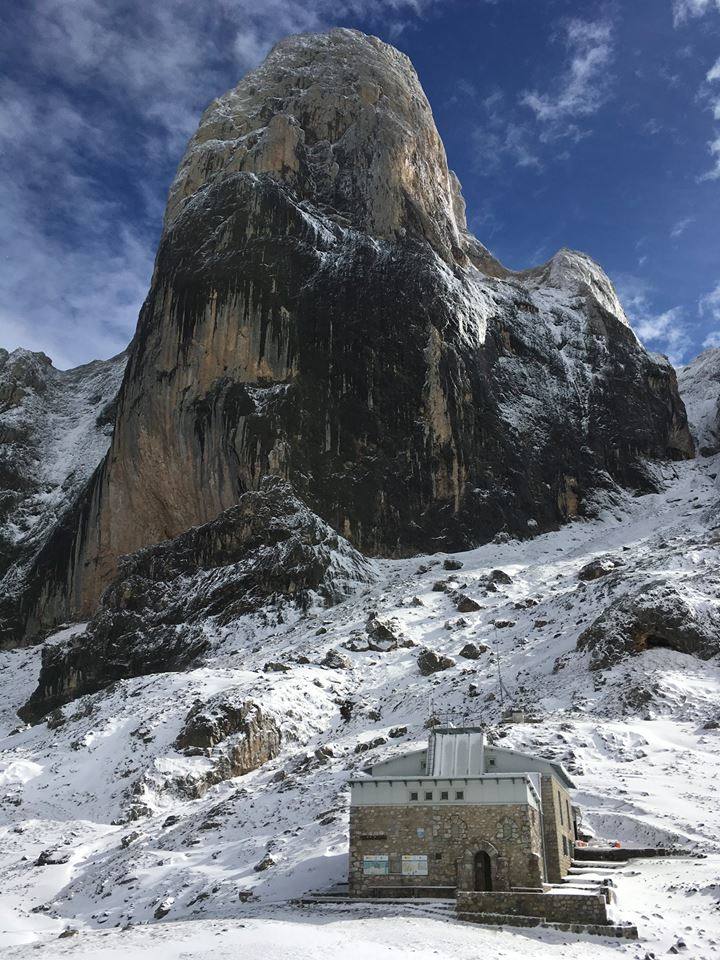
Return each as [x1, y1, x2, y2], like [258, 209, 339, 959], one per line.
[517, 248, 631, 328]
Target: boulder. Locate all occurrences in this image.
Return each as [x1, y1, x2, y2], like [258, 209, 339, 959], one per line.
[455, 595, 482, 613]
[578, 557, 624, 581]
[264, 661, 291, 673]
[365, 616, 411, 650]
[489, 569, 513, 585]
[322, 649, 351, 670]
[443, 558, 464, 570]
[417, 648, 455, 676]
[458, 642, 489, 660]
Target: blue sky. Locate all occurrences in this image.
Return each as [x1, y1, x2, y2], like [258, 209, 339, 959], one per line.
[1, 0, 719, 368]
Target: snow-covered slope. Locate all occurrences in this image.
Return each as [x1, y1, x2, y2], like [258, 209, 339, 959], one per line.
[678, 347, 720, 456]
[1, 451, 718, 957]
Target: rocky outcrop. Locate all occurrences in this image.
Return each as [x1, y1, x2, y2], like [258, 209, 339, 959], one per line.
[8, 29, 693, 645]
[576, 581, 720, 671]
[176, 695, 281, 782]
[18, 477, 376, 720]
[678, 348, 720, 456]
[0, 349, 125, 645]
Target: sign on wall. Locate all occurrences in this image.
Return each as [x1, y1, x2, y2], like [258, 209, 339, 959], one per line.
[363, 855, 389, 876]
[402, 855, 428, 876]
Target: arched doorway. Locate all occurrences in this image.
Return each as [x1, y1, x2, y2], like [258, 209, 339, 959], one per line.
[473, 850, 493, 891]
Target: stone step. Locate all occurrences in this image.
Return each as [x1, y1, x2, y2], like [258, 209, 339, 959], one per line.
[570, 860, 626, 869]
[457, 912, 638, 939]
[457, 911, 545, 928]
[573, 846, 690, 862]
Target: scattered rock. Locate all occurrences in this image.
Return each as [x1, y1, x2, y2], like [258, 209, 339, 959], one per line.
[417, 648, 455, 676]
[322, 648, 351, 669]
[455, 594, 482, 613]
[154, 897, 174, 920]
[443, 558, 464, 570]
[493, 619, 516, 629]
[388, 725, 407, 738]
[458, 642, 489, 660]
[355, 735, 388, 753]
[365, 616, 413, 651]
[489, 569, 513, 584]
[263, 661, 291, 673]
[254, 853, 276, 872]
[35, 847, 71, 866]
[432, 580, 449, 592]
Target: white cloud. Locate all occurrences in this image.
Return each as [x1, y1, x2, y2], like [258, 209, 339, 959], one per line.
[700, 282, 720, 322]
[673, 0, 720, 25]
[0, 0, 452, 367]
[472, 16, 614, 177]
[670, 216, 695, 238]
[700, 59, 720, 178]
[614, 274, 690, 364]
[703, 330, 720, 347]
[520, 19, 614, 137]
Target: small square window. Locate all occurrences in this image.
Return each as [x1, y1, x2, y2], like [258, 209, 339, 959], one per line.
[455, 790, 464, 800]
[409, 791, 419, 801]
[440, 790, 449, 801]
[434, 852, 442, 861]
[424, 791, 433, 801]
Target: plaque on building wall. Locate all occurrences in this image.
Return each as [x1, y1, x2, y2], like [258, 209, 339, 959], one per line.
[363, 855, 389, 876]
[401, 855, 428, 876]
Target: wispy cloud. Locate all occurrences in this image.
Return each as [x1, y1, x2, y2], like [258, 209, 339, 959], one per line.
[673, 3, 720, 178]
[520, 19, 614, 138]
[471, 92, 542, 173]
[471, 17, 615, 177]
[672, 0, 720, 26]
[701, 283, 720, 348]
[700, 57, 720, 179]
[614, 274, 690, 364]
[0, 0, 452, 368]
[670, 216, 695, 238]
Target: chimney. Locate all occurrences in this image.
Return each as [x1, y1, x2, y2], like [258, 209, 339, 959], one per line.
[428, 726, 484, 777]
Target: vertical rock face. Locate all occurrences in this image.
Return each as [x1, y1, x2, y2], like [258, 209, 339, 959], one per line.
[0, 349, 126, 645]
[9, 28, 693, 643]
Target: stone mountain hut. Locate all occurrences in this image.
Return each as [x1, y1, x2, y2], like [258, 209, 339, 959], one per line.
[348, 725, 577, 897]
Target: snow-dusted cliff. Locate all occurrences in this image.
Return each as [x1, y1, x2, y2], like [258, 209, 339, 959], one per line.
[678, 347, 720, 456]
[6, 29, 693, 647]
[0, 349, 126, 619]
